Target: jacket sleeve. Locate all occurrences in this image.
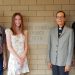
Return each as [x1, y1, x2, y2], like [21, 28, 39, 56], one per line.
[66, 29, 74, 66]
[47, 30, 51, 63]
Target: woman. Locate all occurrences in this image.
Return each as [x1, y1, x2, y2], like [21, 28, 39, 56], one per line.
[5, 13, 29, 75]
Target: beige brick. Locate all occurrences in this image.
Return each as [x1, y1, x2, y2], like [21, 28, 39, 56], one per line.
[29, 30, 45, 35]
[23, 16, 29, 22]
[20, 0, 36, 5]
[29, 17, 45, 22]
[37, 70, 46, 74]
[12, 6, 28, 11]
[4, 11, 17, 16]
[70, 11, 75, 16]
[62, 5, 75, 10]
[30, 60, 38, 65]
[38, 55, 46, 59]
[22, 11, 36, 17]
[30, 65, 37, 70]
[0, 17, 11, 22]
[30, 70, 46, 75]
[29, 44, 38, 50]
[46, 70, 52, 75]
[29, 37, 46, 44]
[37, 60, 46, 64]
[29, 44, 47, 50]
[4, 23, 11, 28]
[70, 0, 75, 4]
[30, 70, 38, 75]
[31, 49, 47, 55]
[0, 11, 3, 16]
[28, 24, 44, 30]
[29, 5, 45, 10]
[65, 22, 71, 27]
[28, 23, 51, 30]
[37, 65, 47, 70]
[0, 6, 11, 11]
[0, 0, 3, 5]
[29, 32, 49, 43]
[37, 0, 53, 4]
[45, 17, 55, 22]
[68, 16, 75, 21]
[70, 67, 75, 75]
[30, 55, 38, 60]
[54, 0, 69, 4]
[0, 23, 4, 27]
[37, 11, 53, 17]
[45, 5, 61, 10]
[64, 11, 70, 16]
[4, 11, 36, 17]
[30, 48, 47, 55]
[30, 49, 40, 55]
[3, 0, 20, 5]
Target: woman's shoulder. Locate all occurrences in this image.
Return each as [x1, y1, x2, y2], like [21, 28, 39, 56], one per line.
[5, 28, 12, 34]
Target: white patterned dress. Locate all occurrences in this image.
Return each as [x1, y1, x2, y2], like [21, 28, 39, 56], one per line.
[5, 29, 29, 75]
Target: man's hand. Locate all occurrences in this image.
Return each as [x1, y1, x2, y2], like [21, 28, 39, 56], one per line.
[65, 66, 71, 72]
[48, 63, 52, 70]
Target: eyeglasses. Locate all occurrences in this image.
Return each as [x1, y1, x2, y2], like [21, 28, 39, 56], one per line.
[56, 16, 65, 19]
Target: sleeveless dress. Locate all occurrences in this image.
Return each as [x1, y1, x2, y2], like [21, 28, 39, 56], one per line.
[5, 29, 29, 75]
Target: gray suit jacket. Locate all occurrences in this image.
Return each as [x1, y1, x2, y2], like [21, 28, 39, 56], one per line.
[48, 25, 74, 66]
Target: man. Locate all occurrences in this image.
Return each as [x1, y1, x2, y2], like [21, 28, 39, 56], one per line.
[0, 26, 6, 75]
[48, 11, 74, 75]
[72, 22, 75, 66]
[72, 22, 75, 58]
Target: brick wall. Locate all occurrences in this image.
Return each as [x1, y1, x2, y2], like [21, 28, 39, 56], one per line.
[2, 0, 75, 75]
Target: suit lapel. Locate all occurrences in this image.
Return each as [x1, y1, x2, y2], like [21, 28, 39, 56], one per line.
[54, 26, 58, 40]
[59, 26, 67, 38]
[54, 26, 67, 39]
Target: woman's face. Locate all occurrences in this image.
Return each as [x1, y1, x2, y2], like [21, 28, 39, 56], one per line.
[14, 15, 21, 27]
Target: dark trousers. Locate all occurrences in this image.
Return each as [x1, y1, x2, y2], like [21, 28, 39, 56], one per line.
[0, 54, 3, 75]
[52, 65, 69, 75]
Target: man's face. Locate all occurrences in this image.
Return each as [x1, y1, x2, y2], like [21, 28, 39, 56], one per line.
[56, 12, 65, 27]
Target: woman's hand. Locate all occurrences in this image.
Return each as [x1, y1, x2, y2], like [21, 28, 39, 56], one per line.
[3, 58, 7, 70]
[20, 53, 26, 62]
[18, 53, 26, 67]
[16, 55, 24, 67]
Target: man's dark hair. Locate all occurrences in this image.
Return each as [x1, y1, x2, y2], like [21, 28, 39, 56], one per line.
[56, 10, 66, 17]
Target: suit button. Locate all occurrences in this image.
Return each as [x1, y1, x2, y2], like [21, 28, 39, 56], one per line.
[56, 45, 58, 47]
[56, 50, 58, 53]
